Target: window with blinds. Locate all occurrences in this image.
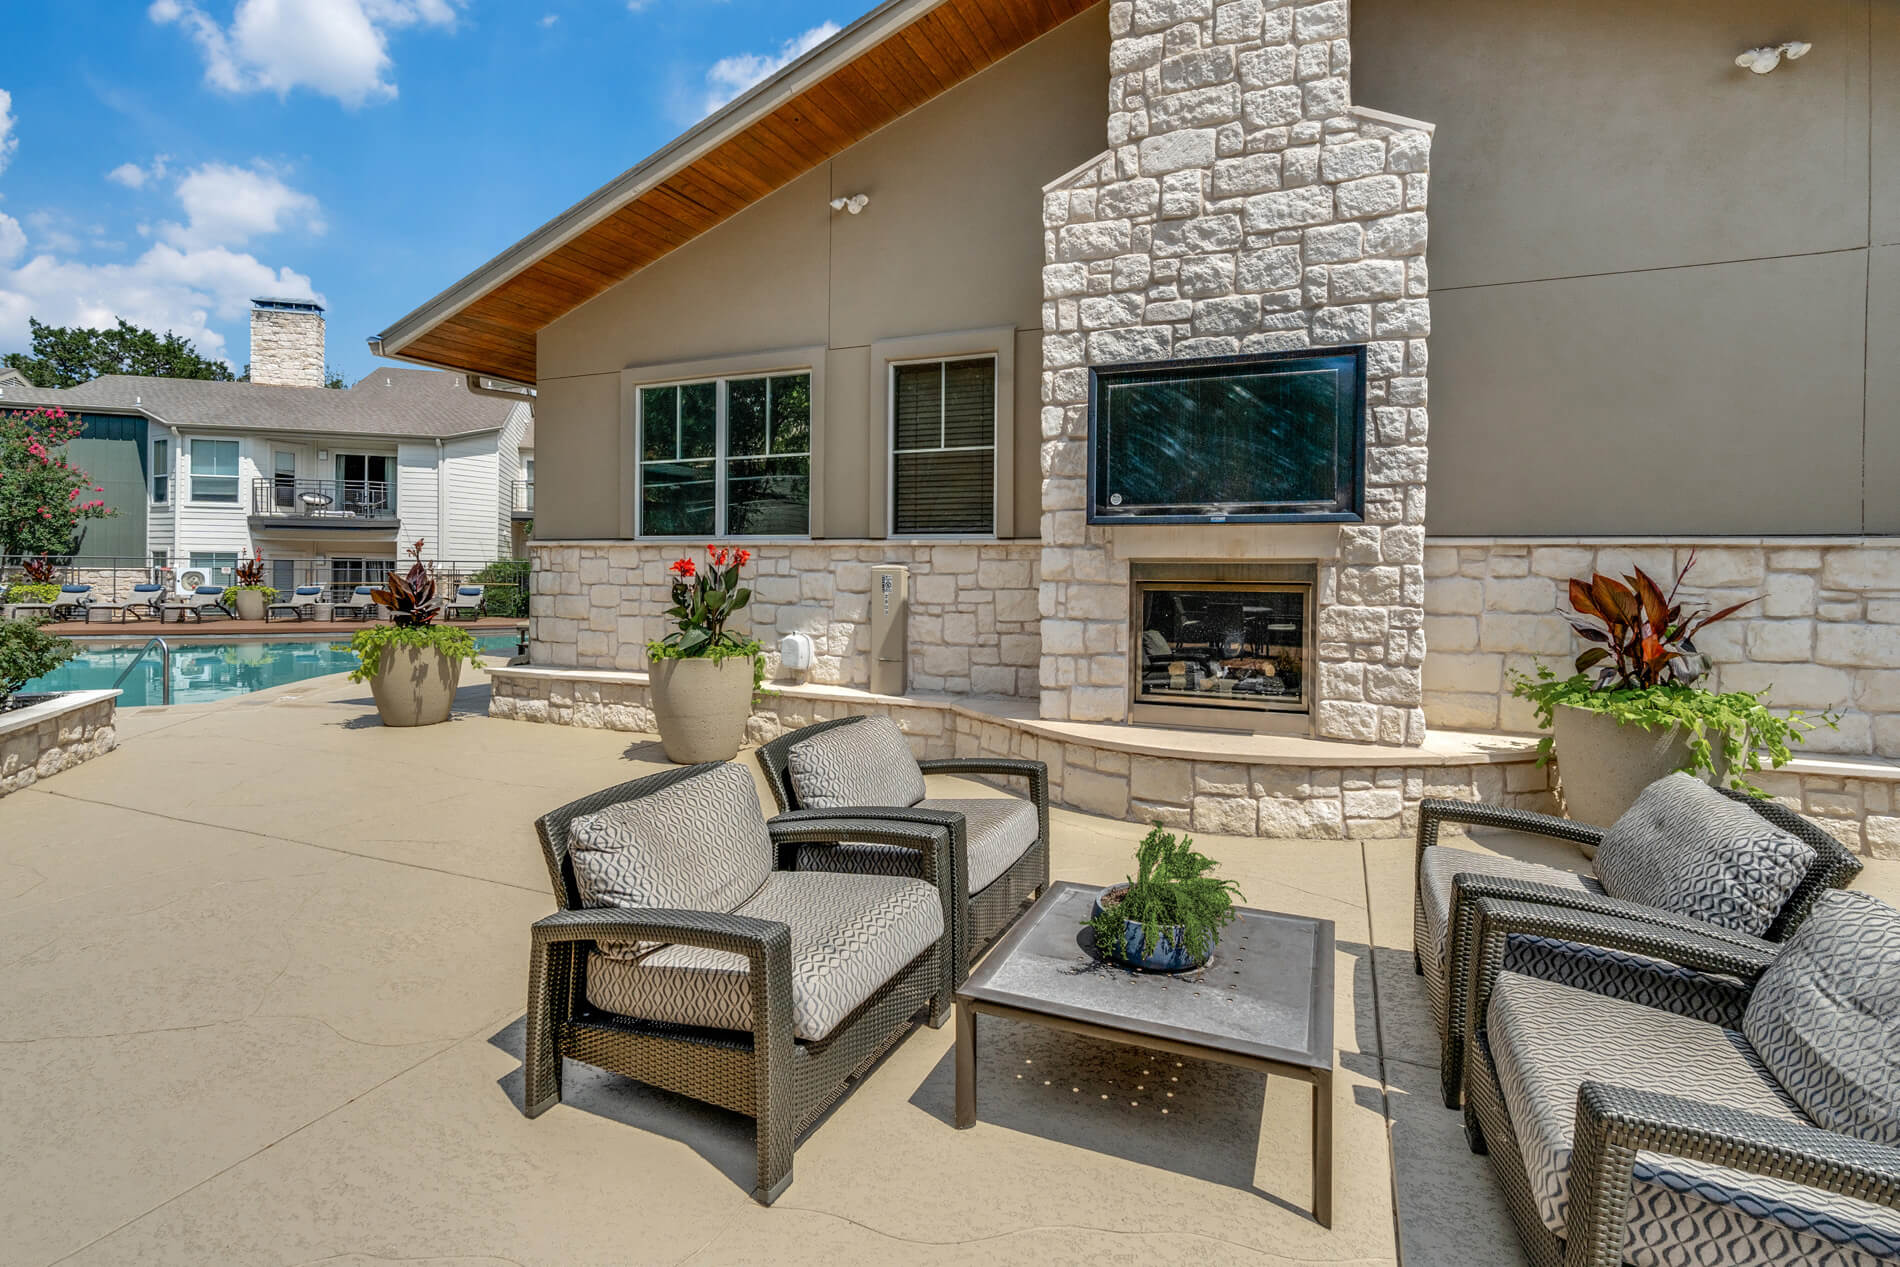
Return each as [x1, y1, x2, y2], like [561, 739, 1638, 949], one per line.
[638, 372, 811, 537]
[891, 357, 995, 535]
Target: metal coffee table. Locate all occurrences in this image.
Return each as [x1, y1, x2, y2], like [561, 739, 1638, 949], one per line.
[954, 881, 1336, 1224]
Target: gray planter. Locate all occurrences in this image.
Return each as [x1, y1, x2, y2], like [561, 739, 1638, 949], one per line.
[368, 643, 464, 727]
[231, 590, 269, 621]
[1552, 703, 1724, 854]
[649, 655, 755, 763]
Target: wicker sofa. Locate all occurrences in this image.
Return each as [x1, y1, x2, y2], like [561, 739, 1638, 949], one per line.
[523, 762, 958, 1205]
[1460, 890, 1900, 1267]
[756, 715, 1049, 978]
[1414, 788, 1862, 1109]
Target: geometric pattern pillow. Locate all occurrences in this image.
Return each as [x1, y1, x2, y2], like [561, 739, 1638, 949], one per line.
[567, 762, 774, 959]
[1595, 774, 1816, 937]
[1745, 890, 1900, 1147]
[786, 716, 926, 810]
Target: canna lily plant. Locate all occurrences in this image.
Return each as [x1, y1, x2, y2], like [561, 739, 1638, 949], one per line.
[1563, 553, 1752, 689]
[649, 545, 760, 664]
[372, 539, 440, 628]
[348, 539, 480, 684]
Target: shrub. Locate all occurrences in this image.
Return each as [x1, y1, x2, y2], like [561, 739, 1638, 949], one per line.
[1086, 826, 1244, 963]
[5, 583, 59, 605]
[0, 617, 78, 703]
[470, 559, 529, 618]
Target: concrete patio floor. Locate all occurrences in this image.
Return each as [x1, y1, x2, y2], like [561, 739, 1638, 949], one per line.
[4, 664, 1893, 1266]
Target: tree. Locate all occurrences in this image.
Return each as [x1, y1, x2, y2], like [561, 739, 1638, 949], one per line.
[0, 409, 115, 558]
[2, 317, 235, 388]
[324, 364, 347, 389]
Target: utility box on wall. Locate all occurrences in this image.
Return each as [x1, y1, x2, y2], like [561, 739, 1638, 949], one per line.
[869, 565, 909, 696]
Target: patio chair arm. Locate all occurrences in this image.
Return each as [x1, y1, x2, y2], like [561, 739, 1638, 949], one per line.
[1566, 1082, 1900, 1267]
[767, 810, 953, 883]
[917, 756, 1048, 802]
[1464, 897, 1774, 1057]
[1416, 797, 1603, 870]
[531, 905, 793, 959]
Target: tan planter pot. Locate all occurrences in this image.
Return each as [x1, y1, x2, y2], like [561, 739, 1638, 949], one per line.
[231, 590, 269, 621]
[1552, 703, 1724, 855]
[649, 655, 756, 763]
[368, 642, 464, 728]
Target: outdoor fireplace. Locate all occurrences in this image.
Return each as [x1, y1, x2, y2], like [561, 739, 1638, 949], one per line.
[1131, 563, 1315, 721]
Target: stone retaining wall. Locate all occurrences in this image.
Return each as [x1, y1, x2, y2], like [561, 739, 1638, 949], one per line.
[527, 540, 1040, 697]
[0, 691, 118, 798]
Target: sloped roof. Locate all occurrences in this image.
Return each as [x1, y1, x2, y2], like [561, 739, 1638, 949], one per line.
[0, 368, 521, 440]
[371, 0, 1100, 385]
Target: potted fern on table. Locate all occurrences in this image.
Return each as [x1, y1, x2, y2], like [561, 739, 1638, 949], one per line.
[1087, 826, 1244, 972]
[347, 540, 482, 727]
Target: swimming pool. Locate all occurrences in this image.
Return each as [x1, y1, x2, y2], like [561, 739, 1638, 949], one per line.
[24, 635, 523, 707]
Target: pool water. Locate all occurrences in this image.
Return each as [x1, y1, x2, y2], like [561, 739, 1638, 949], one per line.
[25, 635, 522, 707]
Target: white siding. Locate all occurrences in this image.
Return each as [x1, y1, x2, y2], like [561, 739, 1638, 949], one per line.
[172, 433, 257, 563]
[397, 442, 440, 554]
[440, 434, 502, 562]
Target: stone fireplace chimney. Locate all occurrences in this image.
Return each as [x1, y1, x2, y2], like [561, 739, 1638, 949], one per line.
[248, 297, 326, 388]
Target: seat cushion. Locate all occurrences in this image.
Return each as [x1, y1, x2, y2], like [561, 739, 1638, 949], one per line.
[918, 796, 1038, 893]
[585, 870, 944, 1042]
[786, 717, 926, 810]
[567, 764, 774, 957]
[1595, 774, 1815, 938]
[1489, 972, 1900, 1267]
[1744, 890, 1900, 1147]
[1417, 843, 1603, 972]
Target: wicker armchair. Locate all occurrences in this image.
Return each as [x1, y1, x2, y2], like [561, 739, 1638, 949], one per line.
[1414, 792, 1862, 1109]
[1460, 895, 1900, 1267]
[756, 716, 1049, 978]
[524, 763, 957, 1205]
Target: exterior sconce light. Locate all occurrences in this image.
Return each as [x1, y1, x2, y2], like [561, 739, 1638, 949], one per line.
[1735, 41, 1811, 74]
[829, 194, 870, 215]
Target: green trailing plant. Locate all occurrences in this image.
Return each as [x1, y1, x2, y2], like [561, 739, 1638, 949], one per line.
[648, 545, 765, 688]
[1510, 553, 1833, 793]
[346, 622, 483, 683]
[1087, 826, 1244, 963]
[0, 616, 78, 704]
[4, 583, 59, 605]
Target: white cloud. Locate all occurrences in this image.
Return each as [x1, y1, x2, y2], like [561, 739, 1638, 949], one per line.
[149, 0, 462, 107]
[539, 13, 558, 27]
[699, 22, 839, 117]
[107, 162, 149, 189]
[0, 89, 17, 177]
[0, 214, 25, 265]
[159, 161, 324, 249]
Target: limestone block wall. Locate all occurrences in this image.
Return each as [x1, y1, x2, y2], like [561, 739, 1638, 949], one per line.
[0, 692, 117, 798]
[1421, 539, 1900, 759]
[248, 308, 326, 389]
[1038, 0, 1435, 743]
[527, 540, 1040, 697]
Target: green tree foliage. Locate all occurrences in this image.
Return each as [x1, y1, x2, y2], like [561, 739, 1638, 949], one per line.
[3, 317, 236, 388]
[0, 408, 116, 557]
[0, 616, 79, 703]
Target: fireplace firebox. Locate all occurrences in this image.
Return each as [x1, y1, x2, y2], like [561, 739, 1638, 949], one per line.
[1134, 576, 1313, 716]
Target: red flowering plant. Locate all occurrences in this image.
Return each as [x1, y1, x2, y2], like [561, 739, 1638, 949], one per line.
[0, 408, 115, 560]
[648, 544, 763, 682]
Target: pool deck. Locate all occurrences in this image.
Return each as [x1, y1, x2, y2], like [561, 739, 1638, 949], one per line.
[40, 615, 527, 642]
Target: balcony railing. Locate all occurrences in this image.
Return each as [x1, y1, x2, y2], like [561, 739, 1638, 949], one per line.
[512, 481, 535, 515]
[252, 478, 396, 521]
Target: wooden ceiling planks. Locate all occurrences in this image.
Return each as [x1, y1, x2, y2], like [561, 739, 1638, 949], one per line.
[396, 0, 1101, 382]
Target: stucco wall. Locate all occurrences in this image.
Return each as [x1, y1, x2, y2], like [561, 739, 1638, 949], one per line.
[1352, 0, 1900, 535]
[531, 6, 1112, 543]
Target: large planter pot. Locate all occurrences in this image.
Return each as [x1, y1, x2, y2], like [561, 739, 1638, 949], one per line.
[1090, 885, 1215, 973]
[1552, 703, 1724, 854]
[649, 655, 756, 763]
[368, 643, 463, 727]
[231, 590, 268, 621]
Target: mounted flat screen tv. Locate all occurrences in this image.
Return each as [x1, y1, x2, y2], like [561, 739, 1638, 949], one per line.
[1087, 347, 1366, 524]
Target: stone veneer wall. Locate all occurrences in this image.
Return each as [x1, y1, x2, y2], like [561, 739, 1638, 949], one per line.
[0, 692, 117, 797]
[248, 307, 326, 390]
[527, 540, 1040, 696]
[1038, 0, 1434, 743]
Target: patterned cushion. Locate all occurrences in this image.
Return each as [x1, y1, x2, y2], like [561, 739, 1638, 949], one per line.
[918, 797, 1038, 893]
[585, 870, 943, 1042]
[1417, 844, 1603, 971]
[786, 717, 926, 810]
[1595, 774, 1816, 937]
[567, 764, 774, 957]
[1744, 891, 1900, 1147]
[1490, 972, 1900, 1267]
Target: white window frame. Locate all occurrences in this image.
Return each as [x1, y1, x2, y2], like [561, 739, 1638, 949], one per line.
[621, 347, 825, 541]
[150, 436, 169, 504]
[188, 438, 240, 505]
[868, 326, 1017, 540]
[886, 354, 1000, 540]
[188, 551, 239, 586]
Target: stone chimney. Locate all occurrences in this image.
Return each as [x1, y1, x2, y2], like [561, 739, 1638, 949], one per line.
[249, 297, 326, 388]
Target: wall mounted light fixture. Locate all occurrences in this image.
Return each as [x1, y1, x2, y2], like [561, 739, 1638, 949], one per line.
[1735, 41, 1811, 74]
[829, 194, 871, 215]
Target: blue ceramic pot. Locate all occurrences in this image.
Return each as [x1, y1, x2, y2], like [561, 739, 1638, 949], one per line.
[1091, 884, 1214, 972]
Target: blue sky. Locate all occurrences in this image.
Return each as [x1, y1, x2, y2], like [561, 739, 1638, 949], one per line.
[0, 0, 856, 383]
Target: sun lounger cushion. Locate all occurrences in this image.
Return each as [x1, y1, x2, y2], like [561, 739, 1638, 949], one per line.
[1593, 774, 1814, 937]
[1743, 891, 1900, 1148]
[586, 869, 942, 1042]
[786, 716, 926, 810]
[794, 795, 1039, 894]
[567, 763, 773, 958]
[1489, 971, 1900, 1267]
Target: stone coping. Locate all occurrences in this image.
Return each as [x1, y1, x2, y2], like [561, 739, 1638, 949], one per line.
[1428, 535, 1900, 548]
[530, 537, 1039, 548]
[0, 689, 120, 738]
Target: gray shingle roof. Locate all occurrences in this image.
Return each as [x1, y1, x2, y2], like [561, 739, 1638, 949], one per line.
[0, 367, 524, 440]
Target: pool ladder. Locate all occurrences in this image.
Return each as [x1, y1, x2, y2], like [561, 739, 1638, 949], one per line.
[111, 637, 173, 706]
